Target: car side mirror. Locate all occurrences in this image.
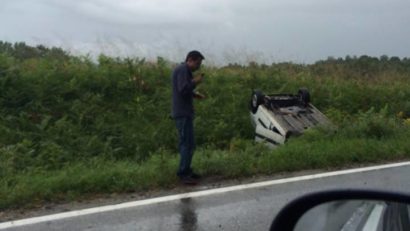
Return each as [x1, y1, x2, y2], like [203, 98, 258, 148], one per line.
[270, 190, 410, 231]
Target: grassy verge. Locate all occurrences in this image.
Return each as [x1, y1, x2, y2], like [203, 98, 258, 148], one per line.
[1, 43, 410, 210]
[2, 117, 409, 210]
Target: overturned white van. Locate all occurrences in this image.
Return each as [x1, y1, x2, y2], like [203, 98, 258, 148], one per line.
[249, 88, 331, 148]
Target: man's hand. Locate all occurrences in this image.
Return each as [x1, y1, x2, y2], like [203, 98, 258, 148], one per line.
[193, 73, 205, 85]
[194, 91, 206, 99]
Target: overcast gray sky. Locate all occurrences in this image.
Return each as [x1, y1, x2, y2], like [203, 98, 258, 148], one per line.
[0, 0, 409, 64]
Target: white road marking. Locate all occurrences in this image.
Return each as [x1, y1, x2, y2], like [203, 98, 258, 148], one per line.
[1, 161, 410, 229]
[362, 204, 385, 231]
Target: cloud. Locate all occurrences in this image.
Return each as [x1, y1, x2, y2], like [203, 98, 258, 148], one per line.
[46, 0, 233, 27]
[0, 0, 409, 63]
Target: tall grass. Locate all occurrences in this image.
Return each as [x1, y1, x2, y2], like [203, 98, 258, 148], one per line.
[1, 43, 410, 209]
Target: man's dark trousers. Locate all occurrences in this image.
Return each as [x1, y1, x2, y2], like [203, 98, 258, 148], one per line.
[175, 116, 195, 177]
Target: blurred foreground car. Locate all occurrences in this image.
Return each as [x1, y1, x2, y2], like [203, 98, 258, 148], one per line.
[270, 189, 410, 231]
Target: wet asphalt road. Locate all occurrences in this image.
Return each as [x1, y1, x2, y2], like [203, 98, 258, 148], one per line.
[4, 164, 410, 231]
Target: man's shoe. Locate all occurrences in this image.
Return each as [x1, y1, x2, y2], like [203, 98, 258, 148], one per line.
[180, 176, 198, 185]
[190, 172, 202, 179]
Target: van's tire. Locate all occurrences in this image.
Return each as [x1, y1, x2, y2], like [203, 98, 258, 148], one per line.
[297, 88, 310, 106]
[250, 90, 264, 114]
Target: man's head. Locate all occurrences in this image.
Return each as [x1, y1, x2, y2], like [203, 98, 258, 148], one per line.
[185, 50, 205, 71]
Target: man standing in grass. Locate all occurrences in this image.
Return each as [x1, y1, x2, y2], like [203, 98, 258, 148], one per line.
[171, 50, 206, 185]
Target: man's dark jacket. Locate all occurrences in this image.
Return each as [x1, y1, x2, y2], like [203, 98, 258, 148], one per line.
[171, 63, 196, 118]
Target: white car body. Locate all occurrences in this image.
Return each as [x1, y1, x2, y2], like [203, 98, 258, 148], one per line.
[250, 89, 331, 148]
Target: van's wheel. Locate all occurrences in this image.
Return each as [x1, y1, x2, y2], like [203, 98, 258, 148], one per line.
[250, 90, 264, 114]
[298, 88, 310, 106]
